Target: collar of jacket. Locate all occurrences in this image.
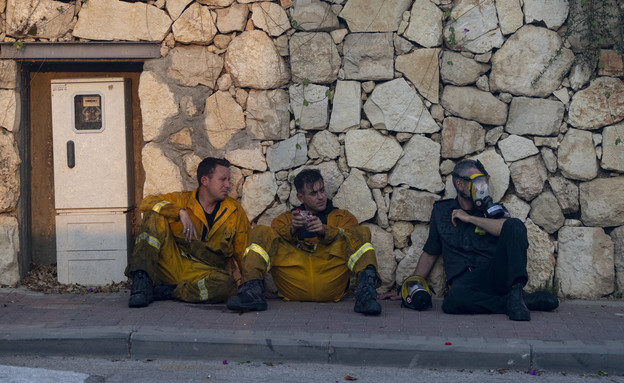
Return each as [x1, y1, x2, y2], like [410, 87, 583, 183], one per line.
[187, 189, 239, 237]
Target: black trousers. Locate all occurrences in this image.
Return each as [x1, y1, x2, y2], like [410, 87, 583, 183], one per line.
[441, 218, 529, 315]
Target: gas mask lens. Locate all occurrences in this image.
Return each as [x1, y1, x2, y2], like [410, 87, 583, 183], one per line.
[469, 175, 490, 208]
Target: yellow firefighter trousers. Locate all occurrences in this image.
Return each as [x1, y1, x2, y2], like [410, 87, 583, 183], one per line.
[126, 211, 236, 303]
[241, 225, 378, 302]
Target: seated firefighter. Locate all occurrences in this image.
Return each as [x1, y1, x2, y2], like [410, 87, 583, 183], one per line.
[401, 159, 558, 321]
[127, 157, 250, 308]
[226, 169, 382, 315]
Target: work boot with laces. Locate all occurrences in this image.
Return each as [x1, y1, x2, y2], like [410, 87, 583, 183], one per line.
[226, 279, 267, 312]
[128, 270, 154, 308]
[354, 265, 382, 315]
[506, 282, 530, 321]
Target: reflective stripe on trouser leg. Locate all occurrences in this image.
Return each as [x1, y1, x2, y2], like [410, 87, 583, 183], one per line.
[135, 232, 161, 251]
[245, 243, 271, 271]
[347, 242, 374, 271]
[152, 201, 171, 213]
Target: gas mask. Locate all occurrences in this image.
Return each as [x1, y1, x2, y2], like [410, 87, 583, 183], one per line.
[455, 160, 505, 218]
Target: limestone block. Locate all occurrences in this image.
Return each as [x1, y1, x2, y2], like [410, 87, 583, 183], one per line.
[0, 215, 19, 286]
[540, 147, 557, 173]
[225, 147, 267, 172]
[498, 135, 539, 162]
[256, 204, 289, 227]
[389, 135, 444, 193]
[0, 133, 20, 213]
[469, 149, 510, 202]
[167, 46, 223, 88]
[252, 2, 291, 36]
[8, 0, 75, 39]
[367, 174, 388, 189]
[403, 0, 443, 48]
[266, 133, 308, 172]
[506, 97, 564, 136]
[0, 61, 17, 89]
[198, 0, 235, 5]
[290, 32, 340, 84]
[372, 189, 389, 229]
[364, 78, 439, 134]
[241, 172, 278, 222]
[139, 71, 178, 142]
[394, 34, 414, 55]
[485, 126, 503, 146]
[558, 128, 599, 181]
[333, 169, 377, 223]
[396, 48, 440, 104]
[557, 226, 614, 299]
[215, 4, 249, 33]
[246, 89, 290, 140]
[291, 0, 339, 31]
[204, 91, 245, 149]
[169, 128, 192, 147]
[509, 155, 547, 201]
[389, 188, 440, 222]
[441, 85, 508, 126]
[524, 219, 555, 293]
[391, 221, 414, 249]
[569, 60, 594, 91]
[183, 153, 202, 180]
[524, 0, 569, 30]
[0, 90, 17, 132]
[601, 123, 624, 172]
[329, 81, 361, 133]
[289, 83, 329, 130]
[345, 129, 402, 172]
[440, 51, 490, 86]
[74, 0, 171, 41]
[529, 191, 564, 234]
[440, 117, 484, 159]
[225, 30, 290, 89]
[580, 177, 624, 227]
[172, 3, 217, 44]
[364, 223, 396, 292]
[443, 0, 502, 54]
[166, 0, 193, 20]
[142, 143, 184, 197]
[501, 194, 530, 222]
[490, 26, 574, 97]
[343, 33, 394, 81]
[548, 175, 579, 214]
[339, 0, 411, 32]
[598, 49, 623, 77]
[495, 0, 523, 35]
[610, 226, 624, 292]
[568, 77, 624, 130]
[309, 130, 340, 161]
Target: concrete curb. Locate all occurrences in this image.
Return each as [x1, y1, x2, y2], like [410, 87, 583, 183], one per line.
[2, 326, 623, 374]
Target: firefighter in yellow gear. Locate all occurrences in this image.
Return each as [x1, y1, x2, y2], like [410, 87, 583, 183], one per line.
[127, 157, 250, 307]
[226, 169, 382, 315]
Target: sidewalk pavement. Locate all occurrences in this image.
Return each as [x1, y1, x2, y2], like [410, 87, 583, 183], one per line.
[1, 287, 623, 375]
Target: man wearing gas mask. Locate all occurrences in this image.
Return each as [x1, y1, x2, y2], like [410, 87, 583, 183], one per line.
[400, 159, 558, 321]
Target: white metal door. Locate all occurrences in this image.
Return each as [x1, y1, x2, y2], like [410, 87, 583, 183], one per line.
[51, 78, 130, 211]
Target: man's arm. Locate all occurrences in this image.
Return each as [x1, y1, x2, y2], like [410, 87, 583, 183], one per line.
[451, 209, 506, 237]
[412, 251, 438, 280]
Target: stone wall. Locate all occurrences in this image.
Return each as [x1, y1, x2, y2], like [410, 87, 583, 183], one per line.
[1, 0, 623, 298]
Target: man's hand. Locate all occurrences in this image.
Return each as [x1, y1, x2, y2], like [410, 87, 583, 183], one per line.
[305, 216, 325, 237]
[291, 211, 308, 234]
[179, 209, 198, 242]
[451, 209, 472, 226]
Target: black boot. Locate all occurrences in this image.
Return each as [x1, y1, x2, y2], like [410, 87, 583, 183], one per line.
[523, 291, 559, 311]
[153, 284, 177, 301]
[128, 270, 154, 308]
[226, 279, 267, 312]
[506, 282, 530, 321]
[354, 265, 382, 315]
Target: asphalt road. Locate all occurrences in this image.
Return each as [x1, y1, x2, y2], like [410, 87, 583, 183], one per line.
[1, 356, 624, 383]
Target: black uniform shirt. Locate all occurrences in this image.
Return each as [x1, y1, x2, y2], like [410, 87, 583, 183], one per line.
[423, 198, 509, 284]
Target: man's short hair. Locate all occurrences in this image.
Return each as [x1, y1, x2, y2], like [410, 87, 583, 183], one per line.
[294, 169, 324, 193]
[451, 159, 480, 186]
[197, 157, 230, 185]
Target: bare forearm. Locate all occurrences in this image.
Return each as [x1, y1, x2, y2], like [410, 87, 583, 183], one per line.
[413, 252, 438, 280]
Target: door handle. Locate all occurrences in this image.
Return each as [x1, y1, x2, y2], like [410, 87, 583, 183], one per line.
[67, 140, 75, 168]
